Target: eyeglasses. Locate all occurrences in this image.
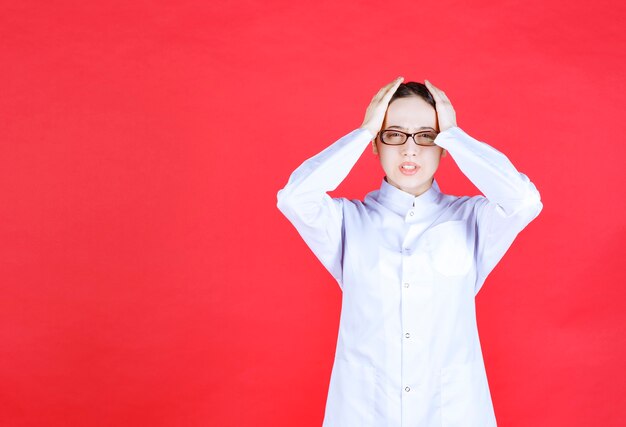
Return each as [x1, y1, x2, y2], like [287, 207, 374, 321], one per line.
[378, 129, 439, 146]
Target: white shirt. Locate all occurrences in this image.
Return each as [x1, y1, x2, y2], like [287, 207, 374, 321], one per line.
[276, 126, 543, 427]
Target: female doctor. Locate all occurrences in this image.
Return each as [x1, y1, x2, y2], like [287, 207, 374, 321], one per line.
[276, 77, 543, 427]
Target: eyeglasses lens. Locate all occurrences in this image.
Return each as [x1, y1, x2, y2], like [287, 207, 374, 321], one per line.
[381, 131, 437, 146]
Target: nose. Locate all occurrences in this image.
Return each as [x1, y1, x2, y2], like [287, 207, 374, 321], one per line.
[401, 138, 421, 157]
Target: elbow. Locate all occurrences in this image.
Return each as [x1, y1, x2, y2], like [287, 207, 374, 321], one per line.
[276, 187, 297, 218]
[518, 174, 543, 217]
[523, 197, 543, 223]
[513, 177, 543, 220]
[528, 182, 543, 219]
[276, 188, 289, 214]
[495, 182, 543, 221]
[532, 197, 543, 220]
[514, 186, 543, 224]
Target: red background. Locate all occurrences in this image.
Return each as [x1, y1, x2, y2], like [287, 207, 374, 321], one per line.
[1, 1, 625, 426]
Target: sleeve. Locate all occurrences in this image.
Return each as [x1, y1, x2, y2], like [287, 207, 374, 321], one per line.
[276, 127, 375, 288]
[434, 127, 543, 295]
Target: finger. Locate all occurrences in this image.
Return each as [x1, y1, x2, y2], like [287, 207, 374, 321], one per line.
[424, 80, 443, 102]
[381, 77, 404, 100]
[389, 76, 404, 87]
[374, 78, 402, 100]
[370, 79, 402, 107]
[391, 76, 404, 88]
[436, 88, 451, 102]
[426, 80, 452, 104]
[384, 76, 404, 93]
[425, 79, 440, 90]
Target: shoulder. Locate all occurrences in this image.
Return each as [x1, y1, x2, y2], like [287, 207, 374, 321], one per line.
[328, 195, 367, 211]
[440, 191, 486, 209]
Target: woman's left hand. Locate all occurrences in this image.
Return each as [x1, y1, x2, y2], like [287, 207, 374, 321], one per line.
[425, 80, 457, 132]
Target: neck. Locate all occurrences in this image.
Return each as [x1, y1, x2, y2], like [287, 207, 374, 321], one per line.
[385, 177, 434, 197]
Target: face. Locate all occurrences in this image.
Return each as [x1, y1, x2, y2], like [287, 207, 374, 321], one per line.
[372, 96, 446, 196]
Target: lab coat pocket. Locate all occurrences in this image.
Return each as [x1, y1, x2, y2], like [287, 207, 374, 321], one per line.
[324, 358, 376, 427]
[423, 220, 473, 277]
[440, 361, 495, 427]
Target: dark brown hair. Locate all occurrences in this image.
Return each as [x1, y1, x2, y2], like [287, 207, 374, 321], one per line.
[389, 82, 436, 109]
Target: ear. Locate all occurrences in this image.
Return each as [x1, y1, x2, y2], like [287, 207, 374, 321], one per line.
[372, 139, 379, 156]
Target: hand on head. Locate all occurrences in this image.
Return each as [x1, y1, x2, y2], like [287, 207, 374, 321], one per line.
[360, 76, 404, 137]
[424, 80, 457, 132]
[360, 77, 457, 137]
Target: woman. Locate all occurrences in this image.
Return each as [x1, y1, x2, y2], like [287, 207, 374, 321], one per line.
[276, 77, 542, 427]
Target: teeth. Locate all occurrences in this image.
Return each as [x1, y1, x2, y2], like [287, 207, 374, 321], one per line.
[402, 165, 416, 170]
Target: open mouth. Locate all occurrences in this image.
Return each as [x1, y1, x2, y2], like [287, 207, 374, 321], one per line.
[399, 162, 420, 175]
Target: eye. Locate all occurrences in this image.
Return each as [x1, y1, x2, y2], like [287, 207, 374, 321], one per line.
[419, 132, 436, 141]
[387, 131, 402, 137]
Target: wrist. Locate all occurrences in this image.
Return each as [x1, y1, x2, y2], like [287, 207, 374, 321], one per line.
[359, 125, 377, 139]
[439, 123, 457, 133]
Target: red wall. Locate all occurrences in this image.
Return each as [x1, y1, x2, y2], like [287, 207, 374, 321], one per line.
[1, 1, 624, 425]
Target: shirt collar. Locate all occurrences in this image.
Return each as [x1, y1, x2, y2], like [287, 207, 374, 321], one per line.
[376, 177, 443, 217]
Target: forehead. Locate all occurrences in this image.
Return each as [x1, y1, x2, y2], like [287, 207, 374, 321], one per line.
[384, 96, 437, 131]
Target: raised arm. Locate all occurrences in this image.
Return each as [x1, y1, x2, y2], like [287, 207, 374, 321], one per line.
[425, 80, 543, 294]
[277, 77, 404, 286]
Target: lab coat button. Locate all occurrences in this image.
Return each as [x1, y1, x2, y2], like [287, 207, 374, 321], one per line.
[405, 333, 410, 338]
[409, 211, 414, 216]
[404, 386, 411, 392]
[403, 282, 409, 288]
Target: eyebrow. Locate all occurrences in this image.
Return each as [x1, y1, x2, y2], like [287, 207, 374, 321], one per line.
[387, 125, 437, 132]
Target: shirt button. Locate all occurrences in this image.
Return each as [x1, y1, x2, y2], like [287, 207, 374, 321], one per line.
[405, 386, 411, 392]
[405, 333, 410, 338]
[403, 282, 410, 288]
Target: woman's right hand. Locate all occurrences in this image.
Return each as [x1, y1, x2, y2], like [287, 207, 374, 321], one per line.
[360, 76, 404, 138]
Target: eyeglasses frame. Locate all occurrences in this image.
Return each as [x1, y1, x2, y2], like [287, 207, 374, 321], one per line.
[377, 129, 440, 147]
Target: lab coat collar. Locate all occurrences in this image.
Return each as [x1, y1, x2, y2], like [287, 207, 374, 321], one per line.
[377, 177, 443, 217]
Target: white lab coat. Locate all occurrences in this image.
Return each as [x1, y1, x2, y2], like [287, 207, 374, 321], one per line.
[276, 126, 542, 427]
